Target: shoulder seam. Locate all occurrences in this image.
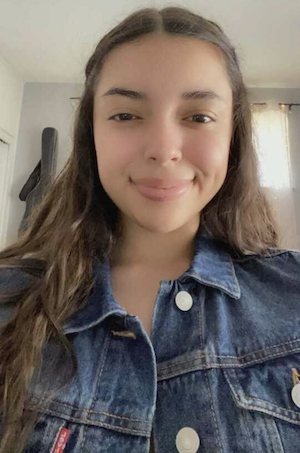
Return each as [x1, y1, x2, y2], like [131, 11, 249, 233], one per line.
[232, 248, 300, 263]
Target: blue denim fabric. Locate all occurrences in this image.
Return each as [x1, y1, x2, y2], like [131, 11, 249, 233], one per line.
[1, 226, 300, 452]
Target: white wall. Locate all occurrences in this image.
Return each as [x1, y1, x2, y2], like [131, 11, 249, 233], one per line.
[0, 55, 24, 137]
[0, 54, 24, 248]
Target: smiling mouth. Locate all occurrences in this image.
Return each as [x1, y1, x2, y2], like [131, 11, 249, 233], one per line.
[131, 178, 193, 202]
[131, 177, 194, 189]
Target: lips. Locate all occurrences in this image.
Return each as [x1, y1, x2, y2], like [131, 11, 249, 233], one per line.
[132, 177, 193, 189]
[131, 177, 193, 202]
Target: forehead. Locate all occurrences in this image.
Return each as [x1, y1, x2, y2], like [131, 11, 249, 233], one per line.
[95, 34, 232, 105]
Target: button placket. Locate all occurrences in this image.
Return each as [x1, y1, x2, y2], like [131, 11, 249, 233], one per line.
[173, 295, 200, 451]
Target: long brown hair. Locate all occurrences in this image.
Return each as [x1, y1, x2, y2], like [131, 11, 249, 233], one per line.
[0, 6, 279, 452]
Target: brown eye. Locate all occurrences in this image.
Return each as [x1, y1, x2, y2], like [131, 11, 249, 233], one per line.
[108, 113, 213, 123]
[109, 113, 138, 122]
[188, 114, 212, 123]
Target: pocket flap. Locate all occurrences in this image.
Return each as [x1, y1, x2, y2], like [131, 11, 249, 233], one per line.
[223, 354, 300, 426]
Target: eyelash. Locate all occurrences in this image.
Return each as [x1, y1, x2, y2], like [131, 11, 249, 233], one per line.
[108, 113, 213, 124]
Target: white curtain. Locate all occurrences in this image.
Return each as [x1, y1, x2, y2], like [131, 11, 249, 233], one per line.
[251, 100, 299, 250]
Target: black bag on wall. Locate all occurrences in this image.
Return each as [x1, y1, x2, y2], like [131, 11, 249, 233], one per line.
[18, 127, 58, 235]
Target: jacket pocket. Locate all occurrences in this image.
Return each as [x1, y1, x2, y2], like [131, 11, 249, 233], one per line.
[223, 352, 300, 452]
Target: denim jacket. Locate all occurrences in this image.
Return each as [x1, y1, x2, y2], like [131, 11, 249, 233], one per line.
[1, 226, 300, 453]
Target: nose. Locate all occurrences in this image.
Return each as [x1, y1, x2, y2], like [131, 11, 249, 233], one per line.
[143, 118, 183, 165]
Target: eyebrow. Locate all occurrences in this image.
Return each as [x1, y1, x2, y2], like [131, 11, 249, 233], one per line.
[102, 86, 225, 103]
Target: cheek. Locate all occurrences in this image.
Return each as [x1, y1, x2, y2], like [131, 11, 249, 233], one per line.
[189, 134, 230, 175]
[94, 131, 123, 175]
[94, 129, 134, 166]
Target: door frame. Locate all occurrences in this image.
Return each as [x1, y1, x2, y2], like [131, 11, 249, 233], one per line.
[0, 126, 15, 249]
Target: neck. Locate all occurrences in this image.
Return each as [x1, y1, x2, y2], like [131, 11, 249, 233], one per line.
[110, 216, 200, 271]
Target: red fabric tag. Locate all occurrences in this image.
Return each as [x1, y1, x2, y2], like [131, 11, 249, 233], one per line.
[51, 428, 71, 453]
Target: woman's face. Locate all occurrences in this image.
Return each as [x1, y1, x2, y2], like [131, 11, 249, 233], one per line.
[93, 33, 233, 234]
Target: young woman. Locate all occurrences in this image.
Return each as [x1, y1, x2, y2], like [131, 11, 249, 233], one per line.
[1, 6, 300, 453]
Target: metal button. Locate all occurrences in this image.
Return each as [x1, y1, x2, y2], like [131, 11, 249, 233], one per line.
[175, 291, 193, 311]
[175, 427, 200, 452]
[291, 367, 300, 408]
[292, 383, 300, 408]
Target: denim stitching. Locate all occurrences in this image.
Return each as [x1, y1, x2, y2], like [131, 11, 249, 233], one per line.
[32, 407, 150, 435]
[79, 423, 89, 451]
[204, 369, 224, 452]
[27, 400, 150, 422]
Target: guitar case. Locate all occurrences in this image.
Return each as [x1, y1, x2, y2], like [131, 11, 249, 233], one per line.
[18, 127, 58, 235]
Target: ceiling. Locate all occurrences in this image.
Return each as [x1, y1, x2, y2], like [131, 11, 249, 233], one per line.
[0, 0, 299, 88]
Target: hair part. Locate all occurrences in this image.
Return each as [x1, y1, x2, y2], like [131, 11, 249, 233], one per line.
[0, 6, 280, 452]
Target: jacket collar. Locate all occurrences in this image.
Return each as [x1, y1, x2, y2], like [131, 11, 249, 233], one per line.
[63, 224, 240, 334]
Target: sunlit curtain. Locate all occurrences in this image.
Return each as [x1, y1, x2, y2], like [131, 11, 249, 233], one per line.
[251, 100, 299, 250]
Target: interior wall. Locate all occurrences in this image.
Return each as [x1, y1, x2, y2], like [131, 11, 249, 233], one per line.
[5, 82, 83, 246]
[0, 53, 24, 249]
